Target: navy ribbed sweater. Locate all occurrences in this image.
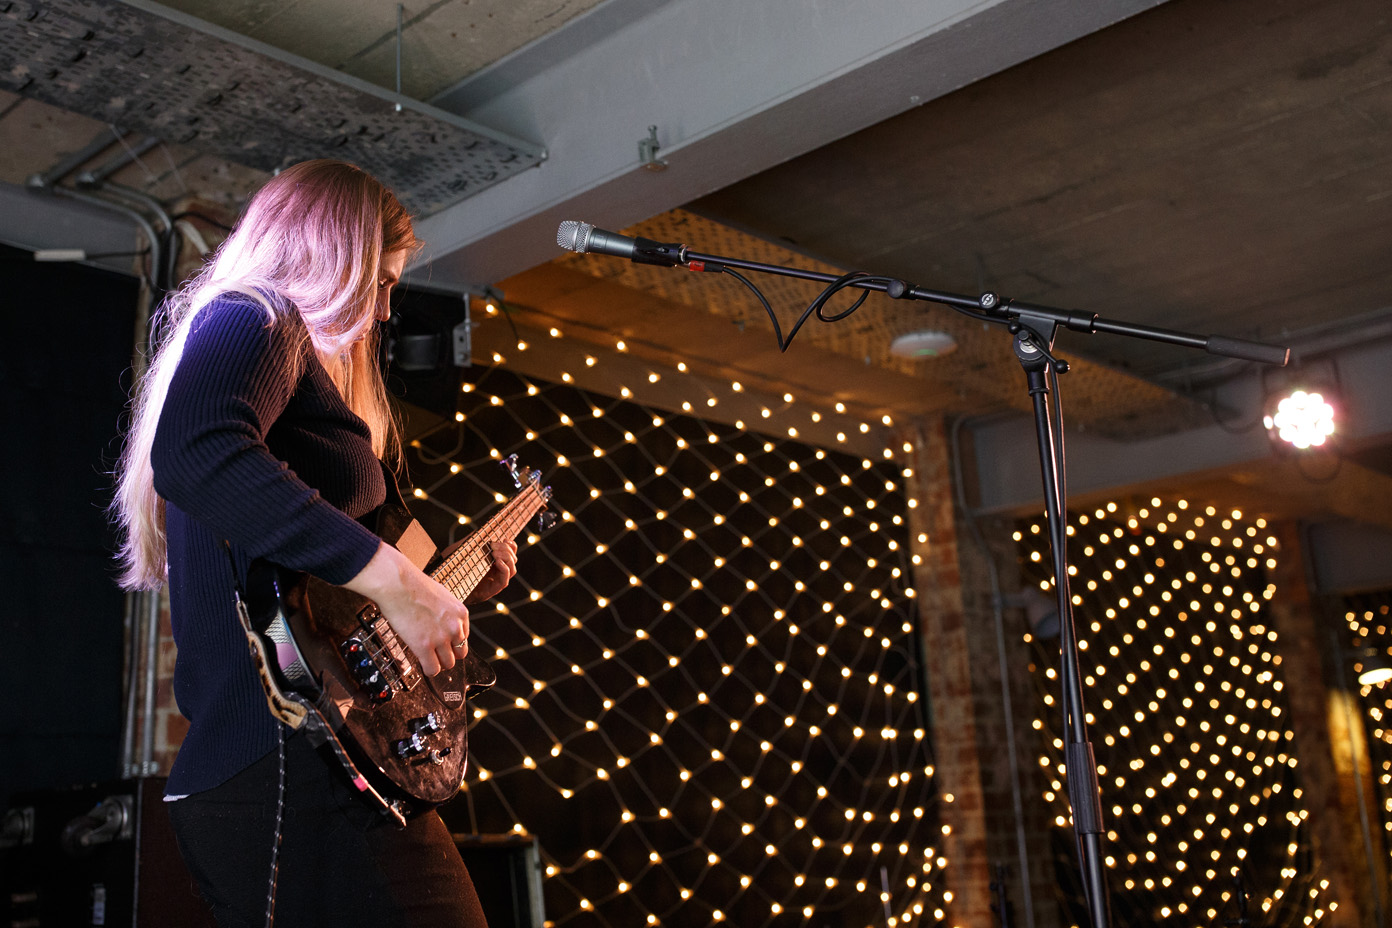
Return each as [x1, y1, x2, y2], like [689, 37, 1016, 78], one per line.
[151, 294, 386, 796]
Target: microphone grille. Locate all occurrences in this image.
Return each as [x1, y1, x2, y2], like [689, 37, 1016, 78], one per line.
[556, 220, 593, 253]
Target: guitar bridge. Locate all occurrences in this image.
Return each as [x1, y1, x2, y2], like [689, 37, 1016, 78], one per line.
[339, 605, 420, 704]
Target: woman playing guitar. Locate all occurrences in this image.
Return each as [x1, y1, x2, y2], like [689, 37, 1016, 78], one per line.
[112, 159, 516, 927]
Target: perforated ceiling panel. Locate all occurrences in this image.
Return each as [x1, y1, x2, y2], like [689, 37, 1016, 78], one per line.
[0, 0, 545, 215]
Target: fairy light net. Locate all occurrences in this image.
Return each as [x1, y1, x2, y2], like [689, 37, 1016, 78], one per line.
[1014, 500, 1336, 927]
[1340, 592, 1392, 871]
[402, 362, 948, 927]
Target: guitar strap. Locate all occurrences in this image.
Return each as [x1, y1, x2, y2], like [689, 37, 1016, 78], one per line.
[372, 459, 437, 571]
[225, 540, 412, 826]
[372, 459, 413, 531]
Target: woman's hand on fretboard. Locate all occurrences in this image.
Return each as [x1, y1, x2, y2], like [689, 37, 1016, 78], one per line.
[464, 539, 517, 604]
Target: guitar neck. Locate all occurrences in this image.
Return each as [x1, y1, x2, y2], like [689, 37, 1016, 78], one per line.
[432, 486, 546, 601]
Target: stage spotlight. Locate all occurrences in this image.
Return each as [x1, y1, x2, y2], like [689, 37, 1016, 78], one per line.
[1262, 388, 1335, 449]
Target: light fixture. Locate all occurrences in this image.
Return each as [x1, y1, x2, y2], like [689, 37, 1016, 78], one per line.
[1355, 647, 1392, 686]
[1260, 360, 1342, 451]
[889, 331, 957, 359]
[1262, 388, 1335, 449]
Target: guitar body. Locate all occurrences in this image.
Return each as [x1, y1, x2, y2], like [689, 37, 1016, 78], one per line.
[237, 456, 551, 819]
[246, 564, 496, 809]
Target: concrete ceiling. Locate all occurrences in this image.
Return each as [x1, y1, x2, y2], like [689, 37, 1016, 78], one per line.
[2, 0, 1390, 569]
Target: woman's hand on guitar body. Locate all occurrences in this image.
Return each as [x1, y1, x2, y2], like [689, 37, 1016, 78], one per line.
[343, 541, 471, 676]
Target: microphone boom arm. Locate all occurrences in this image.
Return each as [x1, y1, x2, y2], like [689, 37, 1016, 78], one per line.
[678, 247, 1290, 366]
[556, 219, 1290, 364]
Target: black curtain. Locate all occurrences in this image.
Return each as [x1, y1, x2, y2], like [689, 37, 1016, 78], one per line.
[0, 243, 139, 807]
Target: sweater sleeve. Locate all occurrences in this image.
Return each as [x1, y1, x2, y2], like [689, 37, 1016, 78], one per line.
[151, 296, 383, 584]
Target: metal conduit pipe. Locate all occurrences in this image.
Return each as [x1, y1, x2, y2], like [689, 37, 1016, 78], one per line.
[120, 590, 142, 778]
[78, 136, 162, 187]
[26, 179, 171, 778]
[83, 179, 179, 295]
[29, 130, 124, 190]
[140, 586, 162, 775]
[33, 183, 164, 372]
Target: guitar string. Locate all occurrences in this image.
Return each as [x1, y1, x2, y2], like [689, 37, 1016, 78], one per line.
[356, 608, 410, 689]
[435, 486, 545, 598]
[358, 487, 545, 687]
[435, 485, 539, 585]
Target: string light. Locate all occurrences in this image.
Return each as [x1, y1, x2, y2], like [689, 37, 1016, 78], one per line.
[1019, 501, 1332, 925]
[404, 334, 941, 928]
[1341, 595, 1392, 882]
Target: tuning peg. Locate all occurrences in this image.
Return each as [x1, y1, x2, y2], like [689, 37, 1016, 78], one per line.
[501, 454, 522, 487]
[536, 511, 558, 532]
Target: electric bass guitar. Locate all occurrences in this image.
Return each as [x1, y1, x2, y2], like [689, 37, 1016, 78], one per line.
[233, 455, 553, 823]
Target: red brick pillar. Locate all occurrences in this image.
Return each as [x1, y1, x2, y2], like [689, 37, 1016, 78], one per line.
[137, 205, 232, 779]
[905, 417, 1061, 928]
[1267, 521, 1378, 927]
[153, 587, 185, 773]
[904, 415, 988, 926]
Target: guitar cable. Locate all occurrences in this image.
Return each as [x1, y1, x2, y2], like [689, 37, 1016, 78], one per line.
[223, 539, 288, 928]
[263, 721, 287, 928]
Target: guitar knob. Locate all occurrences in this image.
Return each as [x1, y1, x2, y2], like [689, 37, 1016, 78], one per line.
[395, 733, 427, 758]
[410, 713, 442, 734]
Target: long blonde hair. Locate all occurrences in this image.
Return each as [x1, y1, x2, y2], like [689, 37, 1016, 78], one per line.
[113, 159, 418, 591]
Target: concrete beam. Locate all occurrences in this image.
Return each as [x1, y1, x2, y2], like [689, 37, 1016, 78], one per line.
[412, 0, 1166, 288]
[1308, 521, 1392, 594]
[967, 335, 1392, 528]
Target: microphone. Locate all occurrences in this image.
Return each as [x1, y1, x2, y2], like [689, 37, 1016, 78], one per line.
[556, 220, 686, 267]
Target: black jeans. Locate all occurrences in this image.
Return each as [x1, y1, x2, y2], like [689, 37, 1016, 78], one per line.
[168, 729, 489, 928]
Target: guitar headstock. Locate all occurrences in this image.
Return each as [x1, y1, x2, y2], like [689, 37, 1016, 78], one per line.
[501, 454, 533, 488]
[501, 454, 557, 532]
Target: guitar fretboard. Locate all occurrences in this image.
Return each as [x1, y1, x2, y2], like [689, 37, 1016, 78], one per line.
[433, 484, 549, 601]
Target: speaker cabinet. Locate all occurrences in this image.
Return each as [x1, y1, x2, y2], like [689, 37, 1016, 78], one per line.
[453, 833, 546, 928]
[1, 778, 215, 927]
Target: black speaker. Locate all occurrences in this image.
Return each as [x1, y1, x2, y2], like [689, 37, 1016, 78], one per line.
[452, 833, 545, 928]
[1, 778, 216, 927]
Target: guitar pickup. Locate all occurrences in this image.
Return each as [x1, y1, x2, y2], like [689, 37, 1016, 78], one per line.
[341, 637, 394, 704]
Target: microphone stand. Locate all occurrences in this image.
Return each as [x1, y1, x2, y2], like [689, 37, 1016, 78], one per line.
[598, 239, 1290, 928]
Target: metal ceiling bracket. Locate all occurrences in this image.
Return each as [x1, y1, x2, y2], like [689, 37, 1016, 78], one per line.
[395, 4, 404, 113]
[638, 125, 667, 172]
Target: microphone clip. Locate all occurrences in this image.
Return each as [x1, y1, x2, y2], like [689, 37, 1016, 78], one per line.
[628, 237, 686, 267]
